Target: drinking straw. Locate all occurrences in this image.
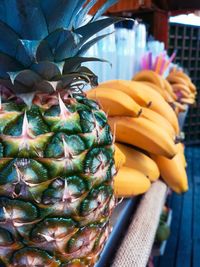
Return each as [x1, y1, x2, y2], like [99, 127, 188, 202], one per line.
[160, 58, 167, 75]
[141, 54, 148, 70]
[149, 52, 152, 70]
[155, 54, 163, 74]
[153, 56, 159, 72]
[162, 50, 177, 73]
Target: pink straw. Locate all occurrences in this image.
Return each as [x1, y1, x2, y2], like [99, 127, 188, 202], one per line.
[149, 52, 153, 70]
[153, 56, 159, 72]
[160, 59, 167, 75]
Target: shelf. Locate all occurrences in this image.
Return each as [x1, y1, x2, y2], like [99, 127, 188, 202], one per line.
[111, 181, 167, 267]
[95, 181, 167, 267]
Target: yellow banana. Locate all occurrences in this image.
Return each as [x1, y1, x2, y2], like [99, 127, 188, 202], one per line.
[86, 87, 142, 117]
[114, 144, 126, 168]
[170, 70, 196, 93]
[141, 107, 176, 139]
[98, 80, 152, 106]
[163, 79, 177, 100]
[176, 143, 187, 168]
[188, 81, 196, 93]
[174, 71, 191, 83]
[151, 149, 188, 193]
[142, 81, 174, 102]
[114, 166, 151, 197]
[115, 142, 160, 182]
[167, 74, 189, 86]
[176, 89, 190, 98]
[189, 93, 195, 99]
[98, 80, 180, 134]
[180, 98, 195, 105]
[172, 83, 191, 94]
[132, 70, 165, 89]
[108, 116, 177, 159]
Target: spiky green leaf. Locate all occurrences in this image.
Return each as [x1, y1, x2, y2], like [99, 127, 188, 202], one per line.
[74, 17, 124, 43]
[0, 53, 22, 78]
[9, 70, 42, 88]
[74, 0, 98, 28]
[78, 32, 113, 56]
[36, 40, 54, 61]
[32, 61, 63, 80]
[0, 20, 19, 57]
[19, 40, 41, 62]
[91, 0, 119, 21]
[40, 0, 83, 32]
[0, 0, 48, 39]
[63, 57, 109, 74]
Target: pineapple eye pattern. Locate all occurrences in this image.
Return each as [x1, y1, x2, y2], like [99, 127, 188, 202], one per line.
[41, 176, 88, 212]
[30, 218, 78, 252]
[11, 247, 60, 267]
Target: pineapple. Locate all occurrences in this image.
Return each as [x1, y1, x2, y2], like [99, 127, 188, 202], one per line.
[0, 0, 122, 266]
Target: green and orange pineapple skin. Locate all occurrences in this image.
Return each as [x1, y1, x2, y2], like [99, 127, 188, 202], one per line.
[0, 0, 121, 266]
[0, 89, 115, 266]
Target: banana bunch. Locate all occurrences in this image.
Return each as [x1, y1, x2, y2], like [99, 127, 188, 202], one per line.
[151, 143, 188, 193]
[86, 78, 188, 196]
[133, 70, 177, 104]
[133, 69, 196, 115]
[167, 68, 197, 110]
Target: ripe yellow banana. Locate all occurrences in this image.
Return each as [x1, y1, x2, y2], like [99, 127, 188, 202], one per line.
[180, 98, 195, 105]
[174, 71, 191, 83]
[98, 80, 152, 106]
[114, 144, 126, 168]
[163, 79, 177, 100]
[142, 81, 174, 102]
[188, 81, 196, 93]
[176, 89, 190, 99]
[115, 142, 160, 182]
[132, 70, 165, 89]
[114, 166, 151, 197]
[172, 83, 191, 94]
[189, 93, 196, 99]
[167, 74, 188, 86]
[98, 80, 179, 134]
[151, 150, 188, 193]
[170, 70, 197, 93]
[108, 116, 177, 159]
[86, 87, 142, 117]
[141, 107, 176, 140]
[176, 142, 187, 168]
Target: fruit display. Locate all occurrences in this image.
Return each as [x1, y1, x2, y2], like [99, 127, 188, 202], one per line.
[0, 0, 125, 266]
[87, 72, 191, 196]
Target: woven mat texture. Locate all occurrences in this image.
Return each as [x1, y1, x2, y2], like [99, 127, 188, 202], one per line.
[111, 180, 167, 267]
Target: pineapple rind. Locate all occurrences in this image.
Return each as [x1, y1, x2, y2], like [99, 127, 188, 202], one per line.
[0, 91, 115, 266]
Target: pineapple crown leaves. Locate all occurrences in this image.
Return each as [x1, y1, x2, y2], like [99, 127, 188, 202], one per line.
[0, 0, 124, 94]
